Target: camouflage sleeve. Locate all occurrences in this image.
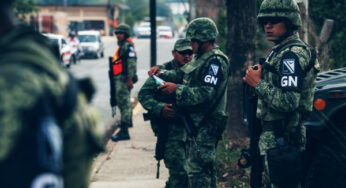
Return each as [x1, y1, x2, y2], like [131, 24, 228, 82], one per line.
[126, 43, 137, 78]
[0, 68, 42, 162]
[255, 47, 310, 112]
[160, 69, 184, 83]
[157, 61, 173, 70]
[175, 85, 215, 106]
[175, 56, 228, 106]
[138, 78, 166, 117]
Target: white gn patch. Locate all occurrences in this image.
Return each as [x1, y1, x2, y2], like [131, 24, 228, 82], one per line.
[129, 46, 135, 57]
[281, 76, 298, 87]
[211, 64, 219, 75]
[282, 59, 295, 74]
[204, 63, 220, 86]
[279, 51, 303, 91]
[204, 75, 218, 85]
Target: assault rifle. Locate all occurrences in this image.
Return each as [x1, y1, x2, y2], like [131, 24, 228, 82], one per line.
[152, 75, 200, 152]
[146, 75, 200, 178]
[238, 60, 264, 188]
[108, 57, 117, 117]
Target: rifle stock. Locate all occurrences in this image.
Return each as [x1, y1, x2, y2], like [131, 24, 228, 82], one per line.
[239, 61, 265, 188]
[108, 57, 117, 107]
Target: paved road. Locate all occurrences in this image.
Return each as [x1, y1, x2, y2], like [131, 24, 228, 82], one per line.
[69, 37, 176, 188]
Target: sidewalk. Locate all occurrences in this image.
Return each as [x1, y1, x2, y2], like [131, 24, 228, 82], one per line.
[90, 103, 169, 188]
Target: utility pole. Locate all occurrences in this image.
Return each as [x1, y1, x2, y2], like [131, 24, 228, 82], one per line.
[64, 0, 67, 12]
[189, 0, 196, 21]
[150, 0, 157, 67]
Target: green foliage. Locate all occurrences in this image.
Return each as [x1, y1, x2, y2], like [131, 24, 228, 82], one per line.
[13, 0, 37, 20]
[309, 0, 346, 68]
[125, 0, 149, 23]
[256, 29, 272, 59]
[125, 13, 136, 29]
[215, 137, 250, 187]
[156, 0, 172, 18]
[217, 9, 227, 53]
[216, 138, 232, 165]
[125, 0, 172, 25]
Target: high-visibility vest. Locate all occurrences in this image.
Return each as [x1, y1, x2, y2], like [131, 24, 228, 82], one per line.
[112, 38, 135, 75]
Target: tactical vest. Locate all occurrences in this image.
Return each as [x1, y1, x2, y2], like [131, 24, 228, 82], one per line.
[112, 38, 136, 76]
[261, 39, 319, 113]
[180, 48, 229, 126]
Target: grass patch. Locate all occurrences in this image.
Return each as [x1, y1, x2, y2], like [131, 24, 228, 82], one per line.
[216, 137, 251, 188]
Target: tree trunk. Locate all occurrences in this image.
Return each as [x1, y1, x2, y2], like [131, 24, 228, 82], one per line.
[226, 0, 257, 139]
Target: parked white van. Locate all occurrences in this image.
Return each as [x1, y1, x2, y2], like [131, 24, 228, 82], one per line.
[78, 30, 104, 59]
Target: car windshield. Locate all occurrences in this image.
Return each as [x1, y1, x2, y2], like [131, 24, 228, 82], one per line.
[79, 35, 97, 42]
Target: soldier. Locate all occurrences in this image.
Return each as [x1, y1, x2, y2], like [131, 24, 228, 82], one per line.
[243, 0, 320, 187]
[110, 24, 138, 142]
[0, 1, 105, 187]
[138, 39, 193, 188]
[158, 18, 230, 188]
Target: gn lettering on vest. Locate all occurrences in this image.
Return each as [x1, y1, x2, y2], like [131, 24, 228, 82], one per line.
[204, 75, 218, 85]
[279, 51, 303, 91]
[281, 76, 298, 87]
[203, 60, 220, 86]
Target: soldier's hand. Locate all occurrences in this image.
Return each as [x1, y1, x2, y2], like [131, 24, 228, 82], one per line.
[158, 82, 177, 95]
[148, 66, 161, 76]
[127, 77, 134, 90]
[243, 64, 262, 88]
[162, 104, 176, 119]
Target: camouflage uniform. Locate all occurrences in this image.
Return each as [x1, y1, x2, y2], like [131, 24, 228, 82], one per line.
[112, 24, 137, 128]
[138, 39, 192, 188]
[179, 18, 230, 188]
[0, 26, 105, 188]
[256, 0, 320, 187]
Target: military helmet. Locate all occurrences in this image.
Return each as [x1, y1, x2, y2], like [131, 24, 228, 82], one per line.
[115, 24, 131, 36]
[185, 17, 218, 42]
[257, 0, 301, 29]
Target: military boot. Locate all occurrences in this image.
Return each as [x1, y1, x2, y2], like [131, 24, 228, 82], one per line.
[111, 128, 130, 142]
[116, 121, 132, 128]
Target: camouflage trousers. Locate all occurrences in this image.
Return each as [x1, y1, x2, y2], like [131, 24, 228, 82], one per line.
[114, 76, 132, 128]
[164, 140, 188, 188]
[186, 139, 218, 188]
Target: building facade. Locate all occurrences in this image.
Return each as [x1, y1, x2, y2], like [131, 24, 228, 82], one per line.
[33, 0, 127, 36]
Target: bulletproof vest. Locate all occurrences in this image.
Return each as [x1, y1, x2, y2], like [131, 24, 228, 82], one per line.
[194, 48, 229, 110]
[0, 27, 78, 188]
[262, 39, 318, 112]
[179, 48, 229, 129]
